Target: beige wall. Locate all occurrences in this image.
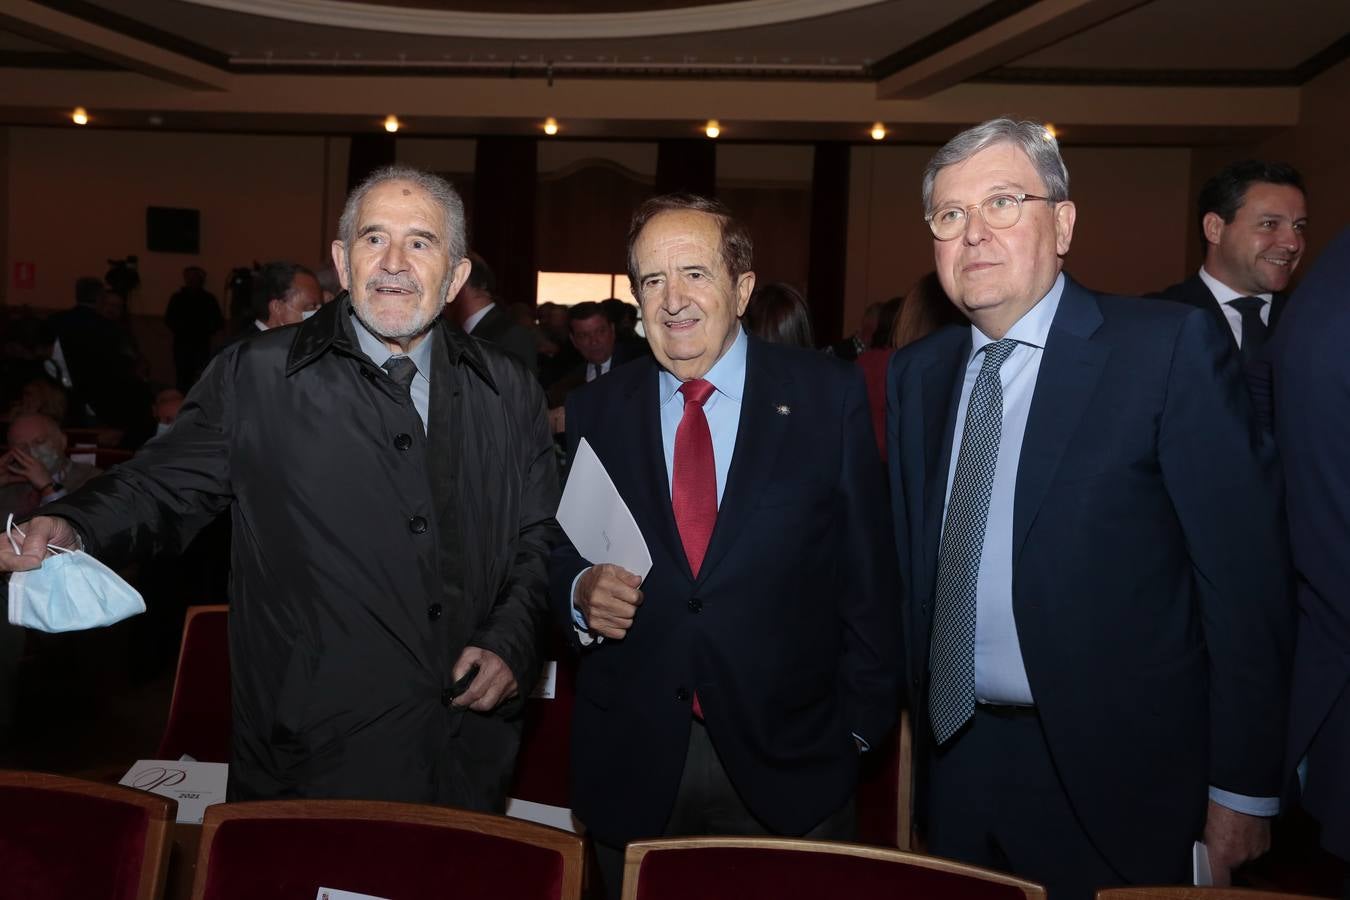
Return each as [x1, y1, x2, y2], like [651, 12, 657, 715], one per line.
[5, 127, 333, 315]
[843, 143, 1194, 332]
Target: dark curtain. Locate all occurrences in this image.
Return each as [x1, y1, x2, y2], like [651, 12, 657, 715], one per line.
[346, 133, 397, 191]
[655, 139, 716, 198]
[472, 137, 539, 306]
[807, 142, 850, 346]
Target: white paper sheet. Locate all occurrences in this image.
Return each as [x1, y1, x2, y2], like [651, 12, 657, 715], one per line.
[530, 660, 557, 699]
[556, 438, 651, 580]
[505, 797, 578, 833]
[1192, 840, 1213, 886]
[316, 889, 391, 900]
[119, 759, 227, 824]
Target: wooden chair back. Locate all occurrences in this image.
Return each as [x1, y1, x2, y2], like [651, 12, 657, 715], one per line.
[192, 799, 584, 900]
[622, 836, 1046, 900]
[0, 768, 176, 900]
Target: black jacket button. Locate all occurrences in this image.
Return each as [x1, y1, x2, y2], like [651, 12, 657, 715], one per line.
[441, 689, 453, 706]
[688, 597, 702, 613]
[409, 515, 428, 534]
[427, 603, 443, 621]
[394, 433, 413, 450]
[674, 687, 690, 702]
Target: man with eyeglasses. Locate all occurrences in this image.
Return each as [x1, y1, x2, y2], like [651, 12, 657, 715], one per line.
[886, 118, 1291, 898]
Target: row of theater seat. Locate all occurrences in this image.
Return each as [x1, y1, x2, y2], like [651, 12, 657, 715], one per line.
[0, 772, 1322, 900]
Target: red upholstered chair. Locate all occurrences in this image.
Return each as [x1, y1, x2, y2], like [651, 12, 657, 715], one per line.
[190, 800, 584, 900]
[0, 769, 176, 900]
[156, 604, 230, 763]
[622, 837, 1046, 900]
[1097, 889, 1326, 900]
[855, 707, 915, 849]
[509, 653, 578, 810]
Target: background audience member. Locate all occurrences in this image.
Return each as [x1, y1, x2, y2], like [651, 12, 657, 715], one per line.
[828, 301, 881, 361]
[1272, 225, 1350, 899]
[893, 271, 961, 349]
[1152, 160, 1307, 429]
[854, 296, 902, 455]
[744, 281, 815, 348]
[1, 413, 102, 520]
[447, 251, 538, 374]
[536, 301, 581, 387]
[546, 300, 648, 410]
[245, 261, 322, 334]
[47, 280, 150, 432]
[164, 265, 224, 391]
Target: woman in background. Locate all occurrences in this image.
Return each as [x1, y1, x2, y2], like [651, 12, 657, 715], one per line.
[744, 281, 814, 349]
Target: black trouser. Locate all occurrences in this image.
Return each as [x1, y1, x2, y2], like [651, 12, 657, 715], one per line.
[592, 718, 856, 900]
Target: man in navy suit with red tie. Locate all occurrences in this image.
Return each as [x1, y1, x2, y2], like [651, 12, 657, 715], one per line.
[550, 194, 900, 900]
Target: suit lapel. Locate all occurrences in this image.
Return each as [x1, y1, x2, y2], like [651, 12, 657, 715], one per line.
[919, 334, 970, 591]
[618, 360, 685, 578]
[1012, 279, 1108, 567]
[696, 339, 791, 583]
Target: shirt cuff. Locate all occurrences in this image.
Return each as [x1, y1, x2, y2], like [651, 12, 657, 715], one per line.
[1208, 786, 1279, 817]
[570, 568, 601, 647]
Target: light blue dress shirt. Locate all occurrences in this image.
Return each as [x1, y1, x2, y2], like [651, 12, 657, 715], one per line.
[656, 325, 747, 504]
[943, 272, 1275, 816]
[570, 326, 747, 629]
[352, 312, 434, 432]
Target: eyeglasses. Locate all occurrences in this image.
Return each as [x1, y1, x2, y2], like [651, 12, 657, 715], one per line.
[925, 192, 1052, 241]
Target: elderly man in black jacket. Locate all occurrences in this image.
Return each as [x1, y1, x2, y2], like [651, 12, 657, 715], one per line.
[2, 165, 560, 808]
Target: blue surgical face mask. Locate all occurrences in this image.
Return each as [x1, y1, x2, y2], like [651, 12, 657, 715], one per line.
[6, 516, 145, 633]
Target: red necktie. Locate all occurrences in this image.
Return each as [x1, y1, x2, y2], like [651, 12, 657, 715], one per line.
[673, 379, 718, 577]
[673, 379, 717, 721]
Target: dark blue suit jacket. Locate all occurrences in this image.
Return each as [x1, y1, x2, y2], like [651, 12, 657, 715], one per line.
[1272, 226, 1350, 858]
[887, 276, 1292, 881]
[549, 336, 901, 846]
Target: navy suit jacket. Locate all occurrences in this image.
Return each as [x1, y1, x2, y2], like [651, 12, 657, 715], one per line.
[887, 276, 1292, 881]
[1152, 273, 1286, 430]
[549, 337, 901, 846]
[1272, 227, 1350, 857]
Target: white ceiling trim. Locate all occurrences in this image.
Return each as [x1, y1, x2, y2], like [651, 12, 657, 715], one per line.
[177, 0, 890, 39]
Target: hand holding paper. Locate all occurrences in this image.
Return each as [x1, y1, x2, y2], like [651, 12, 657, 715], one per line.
[576, 564, 643, 640]
[557, 438, 652, 639]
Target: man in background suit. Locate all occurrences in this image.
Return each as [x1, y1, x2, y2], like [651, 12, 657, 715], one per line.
[551, 194, 900, 900]
[887, 119, 1292, 899]
[448, 251, 538, 375]
[1153, 161, 1307, 426]
[1273, 226, 1350, 898]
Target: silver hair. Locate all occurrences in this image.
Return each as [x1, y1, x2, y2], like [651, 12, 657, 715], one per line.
[921, 118, 1070, 212]
[337, 164, 468, 262]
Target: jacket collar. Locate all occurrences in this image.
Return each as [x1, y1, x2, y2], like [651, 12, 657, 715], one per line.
[285, 291, 499, 393]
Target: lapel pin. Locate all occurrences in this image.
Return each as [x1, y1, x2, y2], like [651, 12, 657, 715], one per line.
[775, 404, 791, 416]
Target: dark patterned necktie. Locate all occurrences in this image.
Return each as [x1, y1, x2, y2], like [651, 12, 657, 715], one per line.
[1228, 296, 1268, 365]
[928, 338, 1018, 745]
[382, 356, 417, 399]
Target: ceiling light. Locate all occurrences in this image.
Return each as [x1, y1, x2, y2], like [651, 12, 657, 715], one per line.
[870, 122, 886, 141]
[384, 115, 400, 133]
[543, 117, 559, 136]
[71, 107, 89, 126]
[1043, 123, 1058, 140]
[705, 120, 720, 139]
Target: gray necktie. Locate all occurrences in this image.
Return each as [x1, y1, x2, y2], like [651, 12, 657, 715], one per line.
[929, 338, 1018, 745]
[382, 356, 417, 399]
